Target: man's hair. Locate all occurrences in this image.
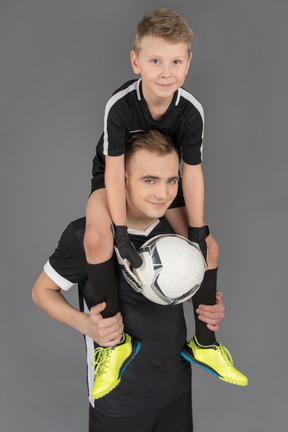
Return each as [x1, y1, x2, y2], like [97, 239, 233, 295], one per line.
[125, 129, 179, 168]
[134, 8, 194, 55]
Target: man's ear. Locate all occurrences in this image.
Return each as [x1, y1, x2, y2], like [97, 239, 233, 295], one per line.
[130, 51, 141, 75]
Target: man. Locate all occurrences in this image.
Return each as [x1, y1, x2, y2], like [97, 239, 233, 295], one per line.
[32, 130, 225, 432]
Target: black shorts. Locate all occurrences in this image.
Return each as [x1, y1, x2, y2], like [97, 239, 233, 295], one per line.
[89, 389, 193, 432]
[90, 175, 185, 209]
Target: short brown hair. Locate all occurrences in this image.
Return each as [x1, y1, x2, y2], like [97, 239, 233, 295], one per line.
[134, 8, 194, 55]
[125, 129, 179, 168]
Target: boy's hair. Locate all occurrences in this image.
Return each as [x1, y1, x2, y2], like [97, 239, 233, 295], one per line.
[134, 8, 194, 55]
[125, 129, 179, 168]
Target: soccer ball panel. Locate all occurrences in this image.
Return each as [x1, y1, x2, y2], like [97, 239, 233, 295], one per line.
[126, 234, 206, 305]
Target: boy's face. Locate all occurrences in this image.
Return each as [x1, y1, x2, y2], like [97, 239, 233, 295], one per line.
[125, 148, 179, 230]
[131, 36, 192, 105]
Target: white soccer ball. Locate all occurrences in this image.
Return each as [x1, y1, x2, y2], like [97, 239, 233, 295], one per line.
[118, 234, 206, 305]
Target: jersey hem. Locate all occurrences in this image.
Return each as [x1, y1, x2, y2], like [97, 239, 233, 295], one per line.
[89, 385, 191, 418]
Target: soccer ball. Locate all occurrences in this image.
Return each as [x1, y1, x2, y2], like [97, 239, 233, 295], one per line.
[117, 234, 206, 305]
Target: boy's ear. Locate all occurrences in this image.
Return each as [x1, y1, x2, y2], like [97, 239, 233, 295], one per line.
[186, 52, 192, 75]
[130, 51, 141, 75]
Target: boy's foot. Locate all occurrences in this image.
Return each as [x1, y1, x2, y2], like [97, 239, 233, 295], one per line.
[91, 333, 141, 399]
[180, 335, 248, 386]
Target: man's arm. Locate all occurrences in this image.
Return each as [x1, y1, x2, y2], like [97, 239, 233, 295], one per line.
[32, 270, 123, 346]
[187, 290, 226, 331]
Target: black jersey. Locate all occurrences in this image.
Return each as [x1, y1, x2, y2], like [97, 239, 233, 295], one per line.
[44, 217, 191, 417]
[91, 79, 204, 183]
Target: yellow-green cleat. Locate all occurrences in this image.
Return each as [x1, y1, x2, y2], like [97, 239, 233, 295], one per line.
[180, 335, 248, 386]
[91, 333, 141, 399]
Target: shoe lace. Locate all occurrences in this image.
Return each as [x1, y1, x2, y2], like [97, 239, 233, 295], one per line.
[216, 344, 233, 366]
[91, 347, 112, 377]
[91, 334, 125, 378]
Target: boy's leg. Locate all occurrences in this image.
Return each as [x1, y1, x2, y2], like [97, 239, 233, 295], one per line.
[191, 234, 219, 345]
[85, 189, 140, 398]
[166, 207, 248, 386]
[165, 208, 218, 345]
[85, 189, 119, 318]
[181, 233, 247, 385]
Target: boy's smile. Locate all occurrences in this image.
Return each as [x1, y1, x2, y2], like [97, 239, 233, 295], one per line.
[131, 36, 192, 109]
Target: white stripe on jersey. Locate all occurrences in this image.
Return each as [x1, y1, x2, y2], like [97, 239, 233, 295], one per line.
[44, 261, 95, 406]
[136, 78, 141, 100]
[176, 88, 205, 160]
[44, 261, 74, 291]
[129, 130, 145, 134]
[103, 80, 141, 155]
[84, 299, 96, 407]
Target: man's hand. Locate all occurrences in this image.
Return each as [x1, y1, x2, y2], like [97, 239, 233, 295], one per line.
[196, 290, 225, 331]
[84, 302, 124, 347]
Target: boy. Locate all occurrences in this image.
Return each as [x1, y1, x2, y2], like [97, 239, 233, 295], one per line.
[84, 10, 247, 396]
[32, 130, 227, 432]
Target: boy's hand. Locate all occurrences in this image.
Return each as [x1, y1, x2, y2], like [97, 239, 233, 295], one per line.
[113, 225, 143, 268]
[188, 225, 210, 261]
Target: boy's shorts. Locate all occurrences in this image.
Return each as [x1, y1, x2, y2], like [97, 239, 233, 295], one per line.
[90, 174, 185, 209]
[89, 389, 193, 432]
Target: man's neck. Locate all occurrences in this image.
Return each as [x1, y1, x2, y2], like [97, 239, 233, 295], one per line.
[127, 219, 160, 235]
[126, 215, 160, 232]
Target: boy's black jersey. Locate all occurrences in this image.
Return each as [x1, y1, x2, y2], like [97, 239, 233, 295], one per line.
[92, 79, 204, 182]
[44, 217, 191, 417]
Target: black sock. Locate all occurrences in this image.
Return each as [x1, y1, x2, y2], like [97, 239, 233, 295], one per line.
[192, 268, 218, 346]
[86, 256, 119, 319]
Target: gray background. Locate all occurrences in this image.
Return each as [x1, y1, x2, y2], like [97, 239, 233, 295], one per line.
[1, 0, 287, 431]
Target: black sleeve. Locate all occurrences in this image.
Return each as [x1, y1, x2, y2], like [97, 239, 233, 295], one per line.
[104, 98, 130, 157]
[182, 105, 204, 165]
[48, 220, 87, 285]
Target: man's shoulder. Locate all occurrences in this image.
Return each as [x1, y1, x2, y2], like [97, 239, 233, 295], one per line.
[63, 217, 85, 237]
[60, 217, 86, 250]
[69, 216, 86, 231]
[47, 217, 87, 287]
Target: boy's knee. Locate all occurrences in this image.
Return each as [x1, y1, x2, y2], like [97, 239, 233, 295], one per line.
[84, 226, 113, 260]
[206, 235, 219, 269]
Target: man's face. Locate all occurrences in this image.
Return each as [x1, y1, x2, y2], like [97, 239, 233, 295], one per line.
[125, 148, 179, 230]
[130, 36, 192, 105]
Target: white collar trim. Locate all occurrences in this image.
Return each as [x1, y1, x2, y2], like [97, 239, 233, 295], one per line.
[127, 219, 160, 237]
